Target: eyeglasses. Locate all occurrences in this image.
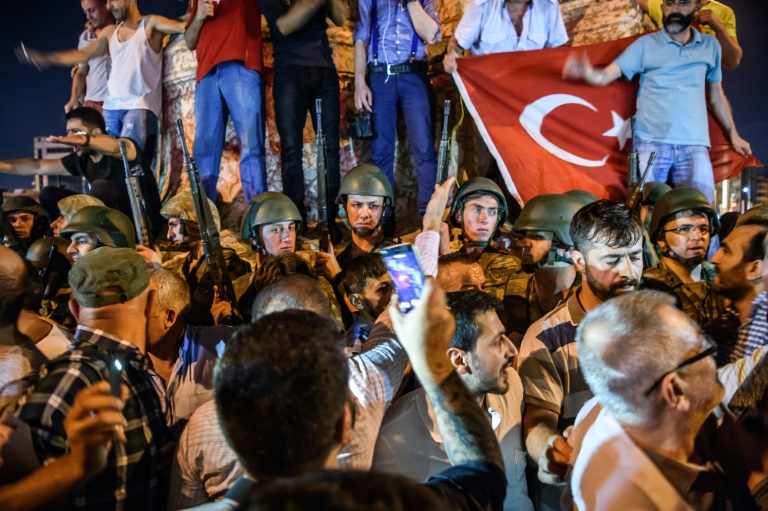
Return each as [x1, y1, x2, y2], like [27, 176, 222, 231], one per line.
[644, 335, 717, 396]
[663, 0, 694, 6]
[662, 225, 712, 237]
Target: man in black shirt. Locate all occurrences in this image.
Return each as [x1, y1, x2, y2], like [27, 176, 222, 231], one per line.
[0, 107, 163, 235]
[259, 0, 347, 229]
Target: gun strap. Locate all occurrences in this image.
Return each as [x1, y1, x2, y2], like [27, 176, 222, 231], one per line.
[371, 0, 424, 66]
[450, 95, 466, 185]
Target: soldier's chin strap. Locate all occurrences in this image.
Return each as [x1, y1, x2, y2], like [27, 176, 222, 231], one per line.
[661, 246, 705, 268]
[539, 246, 574, 268]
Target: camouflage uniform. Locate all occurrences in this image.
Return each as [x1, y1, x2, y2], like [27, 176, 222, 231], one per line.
[641, 259, 725, 326]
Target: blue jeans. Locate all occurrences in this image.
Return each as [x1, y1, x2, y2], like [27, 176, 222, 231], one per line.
[103, 108, 157, 158]
[637, 140, 714, 203]
[369, 70, 437, 214]
[194, 61, 266, 202]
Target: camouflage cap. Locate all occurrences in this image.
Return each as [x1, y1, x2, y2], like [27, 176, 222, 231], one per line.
[2, 195, 45, 217]
[69, 247, 150, 308]
[57, 194, 105, 222]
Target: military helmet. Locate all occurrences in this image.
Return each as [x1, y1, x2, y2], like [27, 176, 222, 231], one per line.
[649, 188, 720, 241]
[563, 189, 598, 206]
[449, 177, 508, 228]
[25, 237, 73, 269]
[513, 194, 584, 246]
[242, 192, 303, 240]
[336, 164, 393, 207]
[160, 191, 221, 231]
[61, 206, 137, 248]
[57, 194, 105, 222]
[2, 195, 46, 217]
[640, 182, 672, 206]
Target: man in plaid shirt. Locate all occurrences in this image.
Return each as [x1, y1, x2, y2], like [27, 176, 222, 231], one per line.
[17, 247, 170, 511]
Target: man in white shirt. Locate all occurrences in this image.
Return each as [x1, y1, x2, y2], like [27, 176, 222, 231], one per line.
[372, 289, 533, 511]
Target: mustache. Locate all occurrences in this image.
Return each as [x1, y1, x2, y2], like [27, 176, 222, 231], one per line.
[612, 278, 639, 290]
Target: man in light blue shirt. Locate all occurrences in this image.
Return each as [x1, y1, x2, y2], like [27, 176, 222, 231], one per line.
[564, 0, 751, 204]
[353, 0, 440, 234]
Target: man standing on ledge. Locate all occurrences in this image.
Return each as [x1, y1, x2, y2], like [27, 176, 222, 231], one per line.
[563, 0, 750, 205]
[184, 0, 266, 203]
[259, 0, 348, 230]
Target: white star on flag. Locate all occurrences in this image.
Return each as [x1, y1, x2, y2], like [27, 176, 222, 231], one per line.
[602, 111, 632, 150]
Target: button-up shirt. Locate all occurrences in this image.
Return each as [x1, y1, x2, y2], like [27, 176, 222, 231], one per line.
[148, 324, 233, 436]
[731, 292, 768, 361]
[454, 0, 568, 56]
[354, 0, 441, 64]
[17, 326, 169, 511]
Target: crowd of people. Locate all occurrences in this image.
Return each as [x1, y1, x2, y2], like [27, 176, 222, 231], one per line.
[0, 0, 765, 510]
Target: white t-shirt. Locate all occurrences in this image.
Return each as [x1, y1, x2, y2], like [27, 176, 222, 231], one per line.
[77, 28, 111, 103]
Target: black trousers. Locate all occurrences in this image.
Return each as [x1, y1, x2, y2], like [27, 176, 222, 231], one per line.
[273, 65, 341, 225]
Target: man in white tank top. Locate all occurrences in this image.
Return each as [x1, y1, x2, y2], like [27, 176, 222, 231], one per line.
[17, 0, 184, 161]
[64, 0, 115, 114]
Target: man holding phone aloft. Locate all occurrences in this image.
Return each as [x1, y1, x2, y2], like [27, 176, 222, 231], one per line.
[353, 0, 440, 236]
[184, 0, 266, 203]
[17, 247, 169, 510]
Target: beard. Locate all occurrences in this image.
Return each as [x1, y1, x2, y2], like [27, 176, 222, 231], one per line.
[584, 266, 639, 302]
[111, 7, 126, 22]
[663, 11, 695, 34]
[465, 359, 513, 396]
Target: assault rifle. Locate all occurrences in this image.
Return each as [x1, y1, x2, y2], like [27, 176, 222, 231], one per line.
[436, 100, 451, 185]
[316, 98, 331, 253]
[119, 140, 154, 247]
[175, 119, 242, 325]
[626, 151, 656, 211]
[627, 117, 640, 187]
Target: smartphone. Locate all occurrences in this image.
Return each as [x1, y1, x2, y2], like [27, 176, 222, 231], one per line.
[109, 355, 123, 398]
[380, 243, 426, 314]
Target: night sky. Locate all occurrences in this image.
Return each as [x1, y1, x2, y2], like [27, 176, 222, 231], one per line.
[1, 0, 766, 184]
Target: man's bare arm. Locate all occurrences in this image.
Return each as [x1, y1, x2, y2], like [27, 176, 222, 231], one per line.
[65, 65, 88, 113]
[48, 133, 138, 161]
[696, 10, 742, 70]
[563, 53, 622, 86]
[407, 2, 438, 44]
[0, 159, 69, 177]
[327, 0, 348, 27]
[523, 403, 560, 462]
[707, 81, 751, 157]
[184, 0, 214, 51]
[147, 14, 186, 35]
[443, 35, 463, 74]
[16, 28, 112, 69]
[275, 0, 325, 36]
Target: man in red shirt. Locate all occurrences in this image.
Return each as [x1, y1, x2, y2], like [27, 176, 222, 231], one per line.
[185, 0, 265, 203]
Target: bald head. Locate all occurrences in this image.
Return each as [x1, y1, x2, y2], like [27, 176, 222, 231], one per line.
[252, 275, 332, 322]
[0, 246, 29, 326]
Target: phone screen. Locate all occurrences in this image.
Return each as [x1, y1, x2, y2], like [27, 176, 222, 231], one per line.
[380, 244, 425, 314]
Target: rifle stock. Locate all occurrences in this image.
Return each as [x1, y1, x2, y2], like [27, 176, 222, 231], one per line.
[626, 151, 656, 211]
[315, 98, 330, 253]
[436, 100, 451, 185]
[175, 119, 242, 325]
[119, 141, 154, 247]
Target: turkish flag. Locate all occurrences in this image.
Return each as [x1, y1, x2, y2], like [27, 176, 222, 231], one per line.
[453, 35, 761, 205]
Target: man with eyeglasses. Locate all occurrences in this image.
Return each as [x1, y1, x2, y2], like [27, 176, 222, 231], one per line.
[564, 0, 751, 205]
[0, 106, 163, 236]
[642, 188, 725, 326]
[570, 290, 768, 509]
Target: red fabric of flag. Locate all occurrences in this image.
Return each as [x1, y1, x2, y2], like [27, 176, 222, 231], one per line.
[453, 35, 761, 205]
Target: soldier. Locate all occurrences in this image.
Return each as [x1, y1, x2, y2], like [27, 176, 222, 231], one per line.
[159, 192, 250, 327]
[638, 181, 672, 268]
[334, 164, 396, 271]
[49, 194, 105, 237]
[60, 205, 136, 262]
[25, 237, 74, 328]
[641, 187, 724, 326]
[241, 191, 303, 257]
[504, 194, 584, 339]
[2, 196, 50, 254]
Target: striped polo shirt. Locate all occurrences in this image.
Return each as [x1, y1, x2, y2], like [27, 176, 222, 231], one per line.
[517, 290, 593, 429]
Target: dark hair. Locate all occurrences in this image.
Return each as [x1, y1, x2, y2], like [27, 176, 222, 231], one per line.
[342, 253, 387, 296]
[242, 470, 442, 511]
[0, 251, 28, 327]
[252, 274, 331, 321]
[437, 252, 477, 268]
[446, 290, 503, 352]
[252, 254, 316, 295]
[742, 226, 768, 263]
[719, 211, 741, 240]
[65, 106, 107, 133]
[570, 200, 643, 255]
[214, 310, 347, 478]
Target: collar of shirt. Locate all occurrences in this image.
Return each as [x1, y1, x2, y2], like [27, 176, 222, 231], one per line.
[73, 325, 149, 371]
[568, 287, 588, 325]
[749, 292, 768, 318]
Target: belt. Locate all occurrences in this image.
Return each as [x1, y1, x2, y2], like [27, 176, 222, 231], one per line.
[368, 61, 428, 75]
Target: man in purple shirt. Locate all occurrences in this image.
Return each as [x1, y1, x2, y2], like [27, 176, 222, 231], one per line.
[353, 0, 440, 235]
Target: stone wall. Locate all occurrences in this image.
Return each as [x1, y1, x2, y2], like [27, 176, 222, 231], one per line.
[160, 0, 648, 233]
